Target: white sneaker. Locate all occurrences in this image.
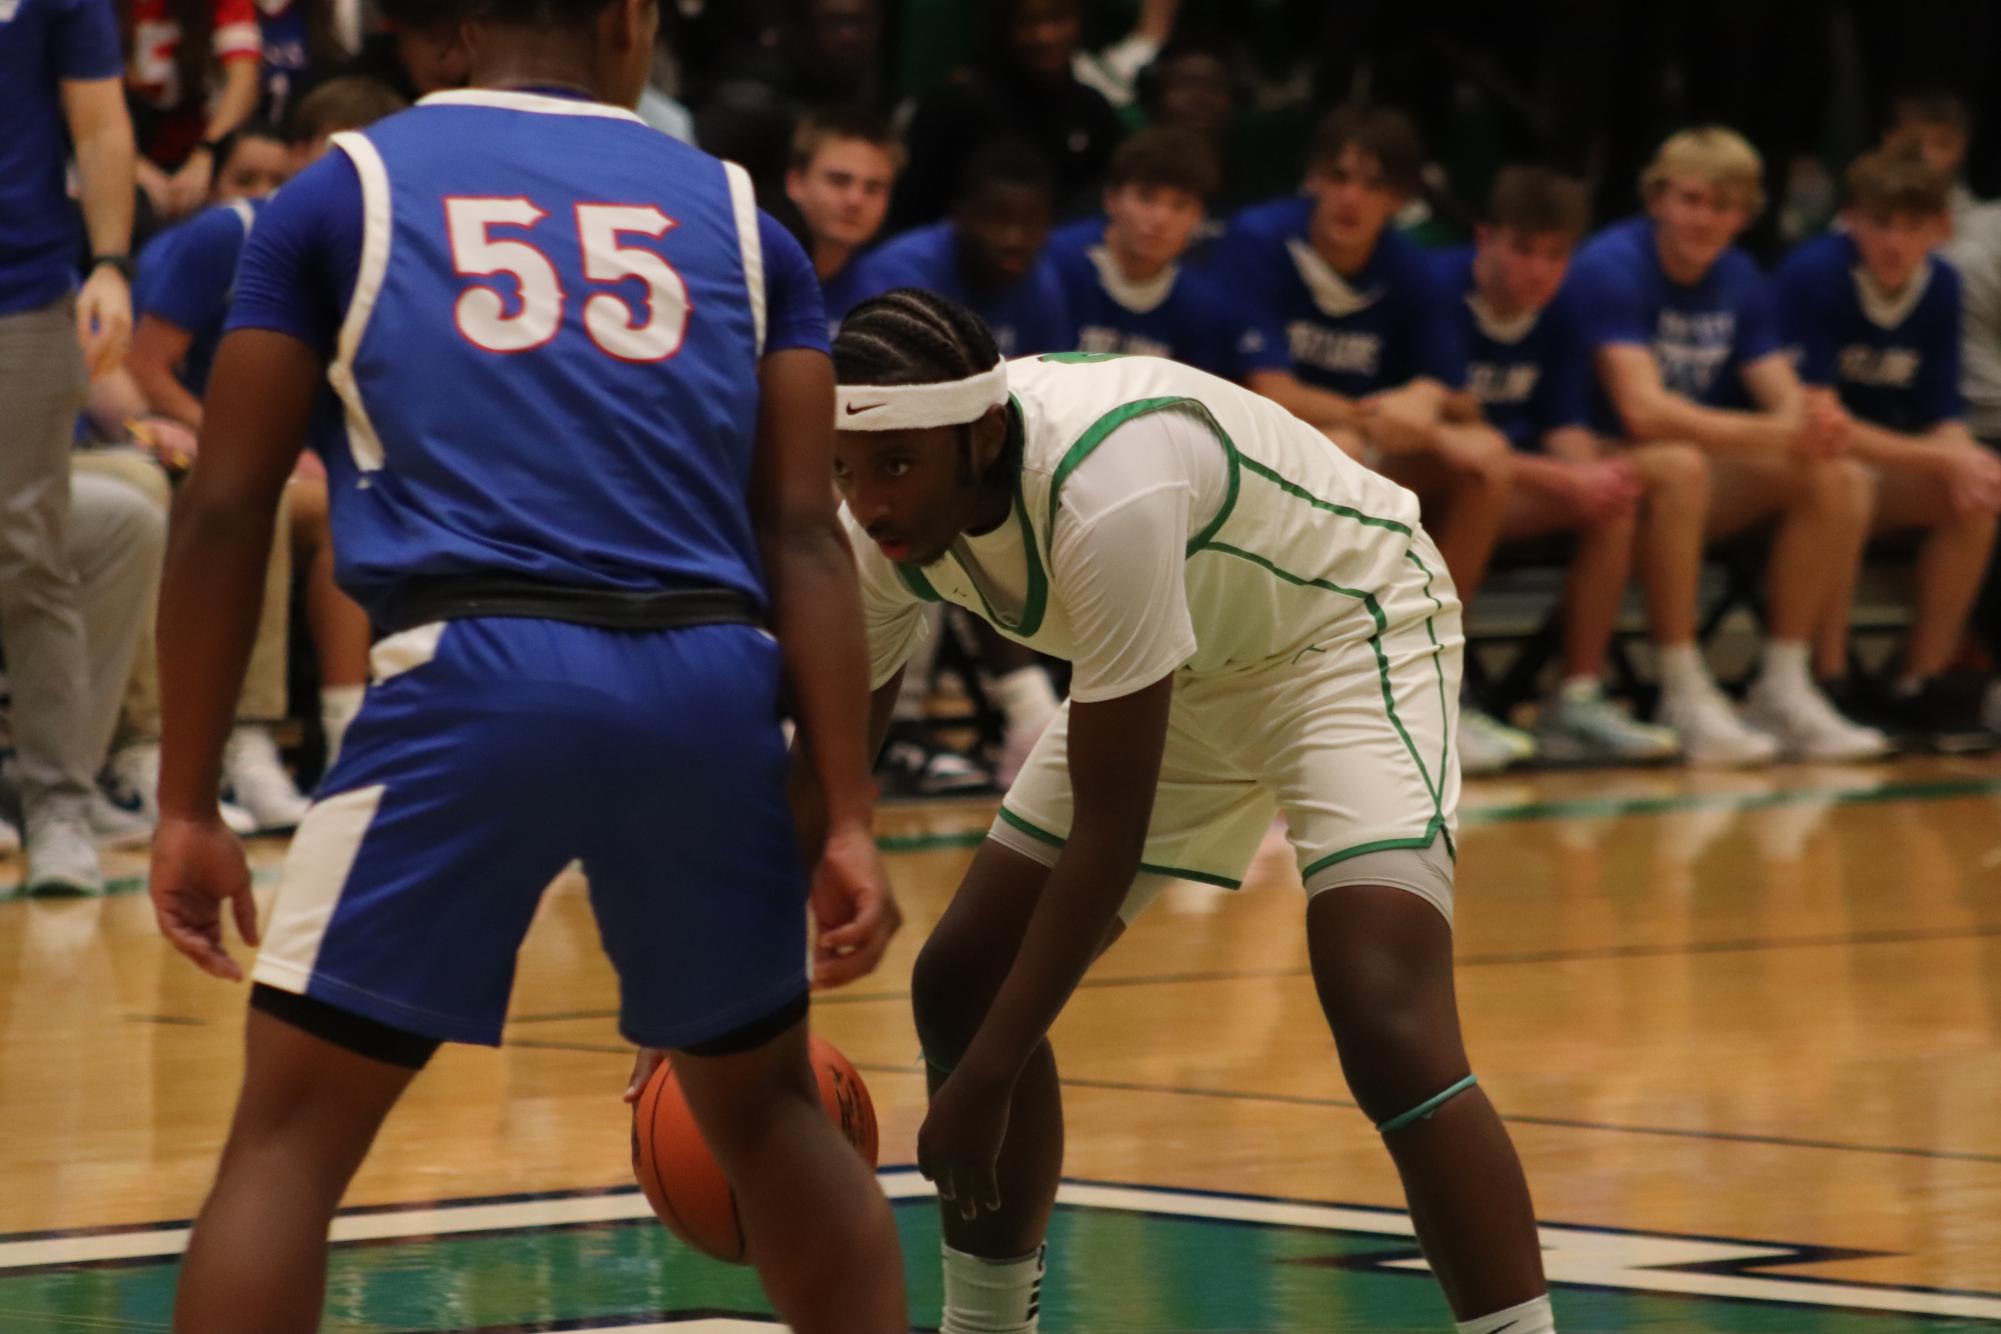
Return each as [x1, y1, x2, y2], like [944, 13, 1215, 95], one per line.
[1741, 678, 1893, 763]
[223, 726, 311, 832]
[1656, 679, 1780, 768]
[1535, 681, 1681, 765]
[24, 811, 104, 895]
[88, 791, 154, 849]
[109, 740, 261, 835]
[1459, 708, 1536, 776]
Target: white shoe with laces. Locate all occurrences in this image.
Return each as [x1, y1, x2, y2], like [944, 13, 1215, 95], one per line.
[24, 810, 103, 895]
[1459, 708, 1536, 776]
[108, 739, 260, 835]
[223, 726, 311, 832]
[1656, 678, 1780, 768]
[1740, 677, 1892, 763]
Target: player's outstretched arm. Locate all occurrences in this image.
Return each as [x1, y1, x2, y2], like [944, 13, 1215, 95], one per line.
[751, 348, 900, 988]
[150, 329, 314, 979]
[918, 674, 1173, 1214]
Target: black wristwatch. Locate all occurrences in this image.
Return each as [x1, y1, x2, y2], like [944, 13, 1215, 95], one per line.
[91, 254, 134, 282]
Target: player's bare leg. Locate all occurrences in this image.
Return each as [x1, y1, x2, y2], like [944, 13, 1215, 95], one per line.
[1384, 436, 1514, 604]
[1500, 487, 1637, 682]
[285, 470, 371, 761]
[1624, 442, 1711, 649]
[173, 1004, 420, 1333]
[1306, 884, 1548, 1325]
[910, 840, 1124, 1330]
[672, 1016, 907, 1334]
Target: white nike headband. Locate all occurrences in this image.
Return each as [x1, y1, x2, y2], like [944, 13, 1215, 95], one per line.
[834, 360, 1009, 431]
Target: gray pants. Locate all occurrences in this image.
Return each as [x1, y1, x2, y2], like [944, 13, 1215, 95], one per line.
[66, 457, 166, 768]
[0, 298, 96, 821]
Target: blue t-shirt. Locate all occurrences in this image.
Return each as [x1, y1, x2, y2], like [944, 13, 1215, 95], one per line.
[134, 198, 261, 396]
[1775, 231, 1963, 433]
[1434, 247, 1592, 451]
[843, 221, 1074, 357]
[819, 252, 877, 339]
[1570, 216, 1783, 426]
[1052, 244, 1253, 379]
[257, 0, 312, 120]
[1223, 195, 1463, 396]
[0, 0, 123, 315]
[226, 90, 827, 624]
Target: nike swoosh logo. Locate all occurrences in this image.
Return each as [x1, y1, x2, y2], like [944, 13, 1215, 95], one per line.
[844, 402, 884, 415]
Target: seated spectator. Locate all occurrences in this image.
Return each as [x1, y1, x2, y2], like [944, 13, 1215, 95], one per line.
[256, 0, 347, 124]
[1946, 200, 2001, 731]
[125, 0, 264, 221]
[1575, 126, 1888, 763]
[783, 105, 902, 337]
[1440, 167, 1713, 766]
[115, 77, 402, 829]
[844, 138, 1073, 356]
[697, 0, 888, 198]
[1776, 146, 2001, 749]
[893, 0, 1124, 229]
[1049, 127, 1250, 378]
[1228, 103, 1529, 772]
[1882, 84, 1983, 221]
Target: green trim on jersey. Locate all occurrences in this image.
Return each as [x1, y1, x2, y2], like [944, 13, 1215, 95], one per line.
[1237, 455, 1412, 538]
[1042, 395, 1244, 558]
[1299, 820, 1454, 882]
[996, 805, 1246, 890]
[1404, 547, 1452, 807]
[895, 564, 942, 602]
[1203, 541, 1444, 833]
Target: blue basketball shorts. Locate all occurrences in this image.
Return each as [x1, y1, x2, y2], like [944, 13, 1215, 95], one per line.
[250, 616, 810, 1050]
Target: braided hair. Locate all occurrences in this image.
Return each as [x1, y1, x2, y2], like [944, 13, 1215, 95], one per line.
[832, 289, 1018, 485]
[833, 288, 999, 387]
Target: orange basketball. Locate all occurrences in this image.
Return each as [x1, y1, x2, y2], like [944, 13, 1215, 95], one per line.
[631, 1034, 879, 1263]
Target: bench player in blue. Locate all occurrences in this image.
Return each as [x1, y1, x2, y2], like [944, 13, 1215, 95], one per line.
[1776, 146, 2001, 747]
[1049, 127, 1254, 380]
[1573, 127, 1889, 763]
[143, 0, 908, 1326]
[1226, 104, 1532, 772]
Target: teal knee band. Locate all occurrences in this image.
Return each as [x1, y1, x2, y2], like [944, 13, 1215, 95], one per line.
[1375, 1073, 1478, 1134]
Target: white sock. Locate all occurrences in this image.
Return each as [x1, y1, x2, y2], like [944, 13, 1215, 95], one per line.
[940, 1242, 1044, 1334]
[991, 666, 1059, 737]
[1756, 640, 1813, 697]
[1455, 1293, 1556, 1333]
[1656, 642, 1710, 700]
[320, 685, 364, 767]
[1556, 675, 1600, 700]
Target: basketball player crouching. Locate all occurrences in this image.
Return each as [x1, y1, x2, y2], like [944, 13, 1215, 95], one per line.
[826, 289, 1556, 1334]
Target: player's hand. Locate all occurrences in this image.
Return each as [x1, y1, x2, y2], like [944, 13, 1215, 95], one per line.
[1357, 395, 1434, 455]
[149, 814, 258, 981]
[917, 1065, 1012, 1220]
[624, 1047, 667, 1104]
[810, 822, 900, 989]
[1792, 396, 1852, 460]
[128, 415, 198, 470]
[75, 264, 131, 378]
[166, 152, 215, 219]
[1567, 458, 1643, 524]
[1942, 446, 2001, 516]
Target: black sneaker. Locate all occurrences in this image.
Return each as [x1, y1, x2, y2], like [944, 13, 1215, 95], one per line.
[875, 724, 997, 798]
[1870, 677, 1999, 755]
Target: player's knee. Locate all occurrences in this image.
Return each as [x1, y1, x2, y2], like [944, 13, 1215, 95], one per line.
[1804, 456, 1876, 522]
[910, 928, 997, 1068]
[1644, 443, 1710, 503]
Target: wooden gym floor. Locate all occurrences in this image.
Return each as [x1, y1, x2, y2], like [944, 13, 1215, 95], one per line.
[2, 755, 1999, 1330]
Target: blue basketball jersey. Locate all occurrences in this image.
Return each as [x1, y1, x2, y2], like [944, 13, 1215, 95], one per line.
[1775, 231, 1964, 432]
[1434, 247, 1592, 451]
[242, 89, 793, 625]
[1223, 195, 1463, 396]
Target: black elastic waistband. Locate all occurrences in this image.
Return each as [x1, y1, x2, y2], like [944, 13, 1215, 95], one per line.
[380, 575, 763, 636]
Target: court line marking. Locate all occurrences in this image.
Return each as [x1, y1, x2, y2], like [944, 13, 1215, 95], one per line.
[492, 1040, 2001, 1169]
[6, 1171, 1999, 1322]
